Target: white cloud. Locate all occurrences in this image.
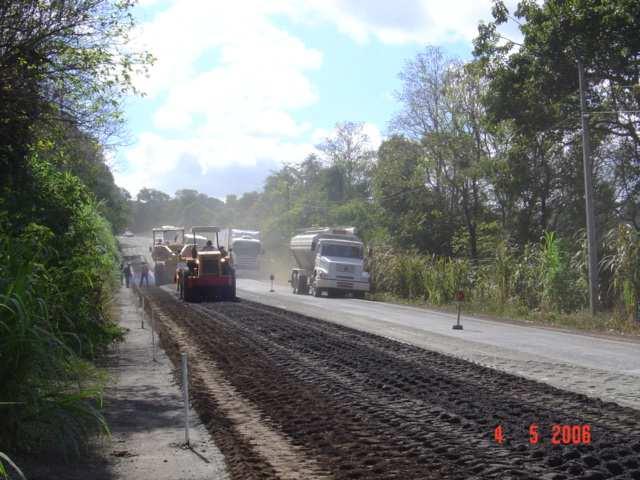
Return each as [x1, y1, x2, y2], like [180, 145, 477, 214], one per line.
[117, 0, 508, 198]
[119, 0, 323, 196]
[282, 0, 505, 46]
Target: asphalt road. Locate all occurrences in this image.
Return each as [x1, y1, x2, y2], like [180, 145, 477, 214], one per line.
[237, 278, 640, 410]
[239, 278, 640, 376]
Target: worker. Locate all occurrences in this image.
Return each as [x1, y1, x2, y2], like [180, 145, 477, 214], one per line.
[119, 261, 124, 286]
[123, 263, 132, 288]
[202, 240, 215, 251]
[140, 262, 149, 287]
[219, 245, 227, 257]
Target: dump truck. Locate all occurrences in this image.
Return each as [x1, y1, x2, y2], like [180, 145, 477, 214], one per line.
[150, 226, 184, 285]
[176, 226, 236, 302]
[219, 228, 262, 275]
[289, 227, 370, 298]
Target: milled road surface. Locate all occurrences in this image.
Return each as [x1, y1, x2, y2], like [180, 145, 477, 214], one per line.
[141, 286, 640, 480]
[237, 278, 640, 410]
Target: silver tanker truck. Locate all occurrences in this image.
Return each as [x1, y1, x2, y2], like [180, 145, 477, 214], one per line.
[289, 227, 370, 298]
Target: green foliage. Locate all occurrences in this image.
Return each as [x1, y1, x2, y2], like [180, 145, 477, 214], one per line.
[0, 156, 121, 454]
[602, 224, 640, 320]
[369, 231, 597, 317]
[0, 233, 110, 454]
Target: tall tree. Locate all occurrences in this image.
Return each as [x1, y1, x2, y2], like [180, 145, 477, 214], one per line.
[317, 121, 376, 200]
[391, 48, 495, 257]
[474, 0, 640, 231]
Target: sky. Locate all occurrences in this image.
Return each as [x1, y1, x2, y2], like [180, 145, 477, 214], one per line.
[112, 0, 510, 200]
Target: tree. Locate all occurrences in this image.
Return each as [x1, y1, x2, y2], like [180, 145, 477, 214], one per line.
[391, 48, 496, 257]
[474, 0, 640, 231]
[0, 0, 151, 232]
[317, 122, 376, 199]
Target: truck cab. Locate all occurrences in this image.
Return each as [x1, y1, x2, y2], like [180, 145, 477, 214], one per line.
[290, 227, 370, 298]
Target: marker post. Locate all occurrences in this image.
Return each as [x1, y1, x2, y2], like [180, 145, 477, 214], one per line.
[181, 353, 190, 446]
[453, 290, 464, 331]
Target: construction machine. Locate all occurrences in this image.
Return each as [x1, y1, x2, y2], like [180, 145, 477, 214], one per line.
[150, 226, 185, 285]
[177, 226, 236, 302]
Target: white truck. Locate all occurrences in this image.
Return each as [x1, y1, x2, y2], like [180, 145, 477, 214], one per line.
[289, 227, 370, 298]
[219, 228, 262, 275]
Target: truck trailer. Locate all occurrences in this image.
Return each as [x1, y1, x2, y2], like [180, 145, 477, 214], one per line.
[289, 227, 370, 298]
[219, 228, 262, 275]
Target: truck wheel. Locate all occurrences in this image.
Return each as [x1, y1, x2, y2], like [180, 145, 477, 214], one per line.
[313, 285, 322, 297]
[297, 275, 307, 295]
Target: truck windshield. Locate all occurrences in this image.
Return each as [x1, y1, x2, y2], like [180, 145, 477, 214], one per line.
[233, 241, 260, 256]
[321, 244, 363, 259]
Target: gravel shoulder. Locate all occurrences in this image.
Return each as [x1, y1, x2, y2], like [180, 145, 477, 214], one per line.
[15, 286, 229, 480]
[102, 286, 228, 480]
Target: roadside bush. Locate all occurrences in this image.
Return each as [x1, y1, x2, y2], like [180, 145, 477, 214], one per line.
[602, 224, 640, 321]
[0, 157, 121, 454]
[368, 229, 640, 329]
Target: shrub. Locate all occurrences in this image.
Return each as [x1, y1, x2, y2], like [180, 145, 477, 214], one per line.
[0, 157, 121, 454]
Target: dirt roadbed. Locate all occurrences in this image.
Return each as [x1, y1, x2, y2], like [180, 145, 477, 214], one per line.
[142, 286, 640, 480]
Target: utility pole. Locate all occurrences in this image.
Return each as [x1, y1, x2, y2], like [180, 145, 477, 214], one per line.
[577, 59, 598, 315]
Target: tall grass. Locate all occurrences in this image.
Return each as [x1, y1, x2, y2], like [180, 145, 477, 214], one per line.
[0, 235, 109, 455]
[602, 224, 640, 321]
[370, 228, 640, 333]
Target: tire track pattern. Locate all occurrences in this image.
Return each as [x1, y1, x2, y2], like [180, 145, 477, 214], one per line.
[147, 288, 640, 480]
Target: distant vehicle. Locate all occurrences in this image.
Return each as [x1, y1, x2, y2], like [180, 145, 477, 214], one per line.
[177, 226, 236, 302]
[123, 230, 134, 237]
[219, 228, 262, 275]
[289, 227, 370, 298]
[150, 226, 184, 285]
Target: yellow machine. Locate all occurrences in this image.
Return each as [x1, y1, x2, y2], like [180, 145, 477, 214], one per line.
[176, 226, 236, 302]
[150, 226, 185, 285]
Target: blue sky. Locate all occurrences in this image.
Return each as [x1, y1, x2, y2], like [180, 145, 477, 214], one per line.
[113, 0, 500, 199]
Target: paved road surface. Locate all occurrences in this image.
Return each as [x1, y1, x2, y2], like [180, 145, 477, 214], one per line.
[237, 278, 640, 410]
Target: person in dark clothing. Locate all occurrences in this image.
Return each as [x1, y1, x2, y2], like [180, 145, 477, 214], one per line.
[123, 263, 132, 288]
[119, 261, 125, 286]
[140, 262, 149, 287]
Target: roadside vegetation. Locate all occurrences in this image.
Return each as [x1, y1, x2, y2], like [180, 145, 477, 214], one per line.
[0, 0, 149, 470]
[128, 0, 640, 334]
